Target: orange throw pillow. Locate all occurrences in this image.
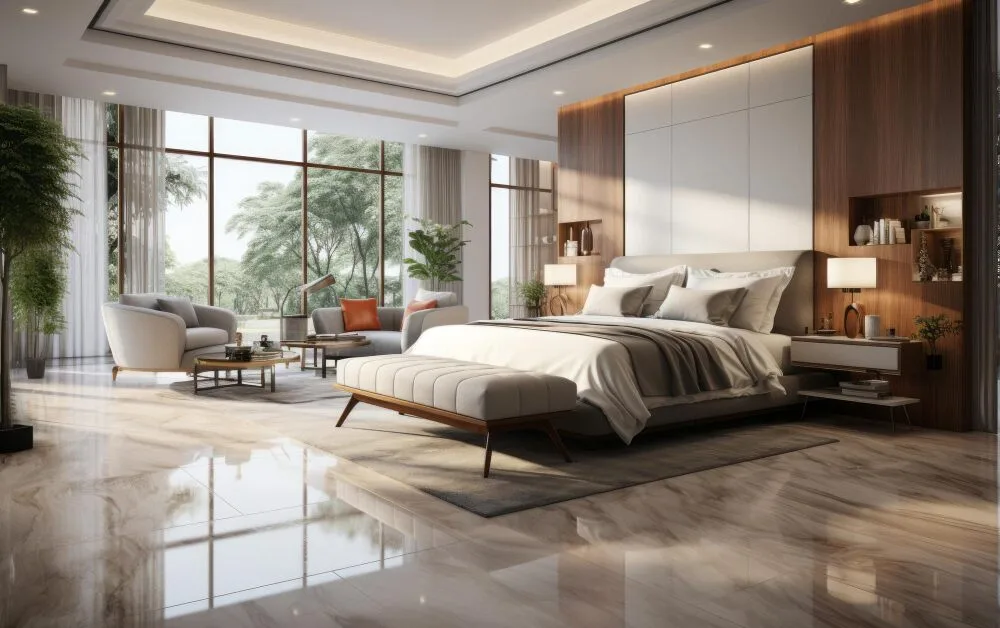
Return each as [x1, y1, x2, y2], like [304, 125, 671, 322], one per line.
[341, 298, 381, 332]
[403, 299, 437, 323]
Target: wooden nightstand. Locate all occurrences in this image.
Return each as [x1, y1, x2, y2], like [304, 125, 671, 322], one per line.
[790, 335, 924, 430]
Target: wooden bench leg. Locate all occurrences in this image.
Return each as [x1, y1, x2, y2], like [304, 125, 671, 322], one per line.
[483, 432, 493, 478]
[543, 422, 573, 463]
[336, 395, 360, 427]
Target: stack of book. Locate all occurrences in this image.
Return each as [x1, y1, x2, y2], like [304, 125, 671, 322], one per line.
[252, 349, 284, 361]
[839, 380, 891, 399]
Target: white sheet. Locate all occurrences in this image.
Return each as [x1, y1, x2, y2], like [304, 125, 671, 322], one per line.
[406, 315, 785, 444]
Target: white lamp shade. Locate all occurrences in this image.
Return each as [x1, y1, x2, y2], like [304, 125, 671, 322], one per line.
[544, 264, 577, 286]
[827, 257, 877, 289]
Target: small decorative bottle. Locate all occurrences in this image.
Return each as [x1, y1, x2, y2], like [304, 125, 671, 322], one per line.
[580, 222, 593, 256]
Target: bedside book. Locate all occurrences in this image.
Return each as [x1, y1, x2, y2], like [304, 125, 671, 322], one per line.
[840, 388, 889, 399]
[841, 380, 890, 392]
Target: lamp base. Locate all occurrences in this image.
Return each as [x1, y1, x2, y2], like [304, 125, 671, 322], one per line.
[547, 290, 572, 316]
[844, 302, 866, 339]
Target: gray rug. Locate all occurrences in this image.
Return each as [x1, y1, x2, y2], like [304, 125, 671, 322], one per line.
[163, 371, 350, 404]
[284, 408, 838, 517]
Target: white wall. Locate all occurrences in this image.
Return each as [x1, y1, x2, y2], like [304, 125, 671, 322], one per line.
[624, 46, 813, 255]
[461, 150, 491, 321]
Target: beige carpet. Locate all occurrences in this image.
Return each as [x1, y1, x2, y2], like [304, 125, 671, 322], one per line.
[163, 370, 350, 404]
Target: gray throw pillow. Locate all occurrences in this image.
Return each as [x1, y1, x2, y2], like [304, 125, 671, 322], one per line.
[415, 288, 459, 308]
[580, 285, 653, 317]
[157, 297, 200, 328]
[654, 285, 748, 326]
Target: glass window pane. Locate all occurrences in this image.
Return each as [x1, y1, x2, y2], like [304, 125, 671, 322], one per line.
[307, 132, 380, 170]
[306, 166, 380, 310]
[215, 118, 302, 161]
[165, 111, 209, 152]
[383, 174, 404, 307]
[164, 155, 210, 304]
[490, 154, 510, 185]
[490, 186, 511, 319]
[384, 142, 403, 172]
[214, 159, 303, 340]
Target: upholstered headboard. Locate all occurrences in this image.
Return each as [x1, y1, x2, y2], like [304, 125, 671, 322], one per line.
[609, 250, 814, 335]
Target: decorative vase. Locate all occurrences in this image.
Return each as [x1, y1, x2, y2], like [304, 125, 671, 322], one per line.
[863, 314, 880, 339]
[580, 222, 594, 256]
[526, 305, 541, 318]
[0, 424, 33, 454]
[917, 232, 936, 282]
[915, 220, 931, 229]
[940, 237, 955, 274]
[926, 354, 943, 370]
[25, 357, 45, 379]
[853, 225, 872, 246]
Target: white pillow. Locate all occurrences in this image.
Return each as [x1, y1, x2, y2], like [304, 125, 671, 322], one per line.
[654, 285, 748, 326]
[603, 265, 686, 316]
[580, 285, 653, 317]
[415, 288, 459, 308]
[686, 267, 795, 333]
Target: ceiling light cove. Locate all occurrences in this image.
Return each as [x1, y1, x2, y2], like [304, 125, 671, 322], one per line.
[144, 0, 658, 78]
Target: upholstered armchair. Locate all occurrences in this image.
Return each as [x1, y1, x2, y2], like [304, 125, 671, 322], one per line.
[311, 304, 469, 357]
[102, 293, 237, 380]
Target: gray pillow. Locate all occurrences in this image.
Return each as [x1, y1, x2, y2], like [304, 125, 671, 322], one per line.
[157, 297, 200, 328]
[654, 285, 748, 326]
[581, 285, 653, 317]
[415, 288, 459, 308]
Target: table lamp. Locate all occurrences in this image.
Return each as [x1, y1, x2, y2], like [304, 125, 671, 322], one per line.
[280, 274, 337, 340]
[544, 264, 577, 316]
[827, 258, 876, 339]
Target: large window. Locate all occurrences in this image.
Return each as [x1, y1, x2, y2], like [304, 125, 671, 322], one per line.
[108, 111, 404, 337]
[489, 155, 556, 319]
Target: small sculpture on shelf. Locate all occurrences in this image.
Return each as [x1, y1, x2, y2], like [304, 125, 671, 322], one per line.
[917, 232, 936, 282]
[853, 224, 872, 246]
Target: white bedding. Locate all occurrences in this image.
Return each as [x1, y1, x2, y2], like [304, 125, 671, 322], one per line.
[406, 315, 785, 444]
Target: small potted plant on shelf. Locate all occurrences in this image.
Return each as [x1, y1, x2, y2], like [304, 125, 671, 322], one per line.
[518, 278, 546, 318]
[911, 314, 962, 370]
[11, 246, 68, 379]
[913, 209, 931, 229]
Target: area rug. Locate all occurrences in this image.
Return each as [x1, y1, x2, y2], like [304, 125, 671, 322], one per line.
[284, 407, 838, 517]
[163, 371, 349, 404]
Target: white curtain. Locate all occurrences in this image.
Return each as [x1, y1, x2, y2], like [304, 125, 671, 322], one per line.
[120, 106, 166, 294]
[402, 145, 463, 303]
[55, 98, 108, 359]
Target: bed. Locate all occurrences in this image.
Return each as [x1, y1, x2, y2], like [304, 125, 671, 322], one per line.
[406, 250, 831, 443]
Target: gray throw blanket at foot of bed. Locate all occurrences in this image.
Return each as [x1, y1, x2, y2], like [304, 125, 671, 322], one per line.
[469, 319, 756, 398]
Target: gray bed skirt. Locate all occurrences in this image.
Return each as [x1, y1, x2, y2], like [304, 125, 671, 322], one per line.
[553, 371, 834, 438]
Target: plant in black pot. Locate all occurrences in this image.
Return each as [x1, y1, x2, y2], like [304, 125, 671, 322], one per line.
[517, 278, 546, 318]
[12, 247, 68, 379]
[911, 314, 962, 370]
[0, 104, 80, 453]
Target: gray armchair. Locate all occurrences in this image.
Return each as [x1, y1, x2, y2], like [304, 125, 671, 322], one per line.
[311, 304, 469, 358]
[102, 293, 237, 380]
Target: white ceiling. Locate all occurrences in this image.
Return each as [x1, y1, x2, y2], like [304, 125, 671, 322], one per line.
[0, 0, 927, 162]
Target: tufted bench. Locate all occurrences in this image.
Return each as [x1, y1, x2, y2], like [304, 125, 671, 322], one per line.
[335, 355, 577, 477]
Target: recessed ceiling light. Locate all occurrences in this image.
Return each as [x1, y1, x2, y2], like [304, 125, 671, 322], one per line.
[699, 43, 713, 49]
[290, 117, 301, 122]
[843, 0, 862, 4]
[102, 91, 116, 97]
[417, 133, 428, 139]
[553, 90, 565, 96]
[21, 7, 38, 14]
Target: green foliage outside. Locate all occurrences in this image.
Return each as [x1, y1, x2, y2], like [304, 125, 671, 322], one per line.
[11, 247, 68, 358]
[0, 104, 80, 428]
[490, 278, 510, 320]
[911, 314, 962, 355]
[403, 218, 471, 289]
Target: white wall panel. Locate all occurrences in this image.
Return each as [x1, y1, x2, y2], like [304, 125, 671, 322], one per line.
[749, 46, 813, 107]
[625, 127, 672, 255]
[671, 111, 749, 253]
[749, 96, 813, 251]
[672, 64, 748, 125]
[625, 84, 671, 134]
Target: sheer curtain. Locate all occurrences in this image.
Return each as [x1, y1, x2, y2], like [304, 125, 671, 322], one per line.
[508, 158, 556, 318]
[55, 98, 108, 359]
[402, 145, 463, 303]
[120, 106, 166, 294]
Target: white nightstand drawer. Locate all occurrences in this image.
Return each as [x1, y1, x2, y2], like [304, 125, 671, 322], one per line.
[790, 340, 901, 374]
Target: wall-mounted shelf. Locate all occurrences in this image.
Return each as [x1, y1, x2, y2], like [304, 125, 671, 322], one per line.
[847, 187, 961, 248]
[911, 227, 963, 283]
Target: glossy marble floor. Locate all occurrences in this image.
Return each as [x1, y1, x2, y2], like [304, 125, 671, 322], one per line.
[1, 361, 998, 628]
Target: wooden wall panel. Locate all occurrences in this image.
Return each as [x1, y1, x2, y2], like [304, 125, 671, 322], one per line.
[557, 95, 625, 307]
[813, 0, 965, 430]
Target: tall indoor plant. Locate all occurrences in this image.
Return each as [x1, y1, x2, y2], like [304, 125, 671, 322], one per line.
[11, 247, 68, 379]
[403, 218, 472, 290]
[0, 104, 79, 452]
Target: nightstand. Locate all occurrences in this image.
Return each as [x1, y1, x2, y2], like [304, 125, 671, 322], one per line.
[790, 335, 924, 430]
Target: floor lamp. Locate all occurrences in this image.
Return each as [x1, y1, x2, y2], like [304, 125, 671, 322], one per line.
[544, 264, 577, 316]
[280, 274, 337, 340]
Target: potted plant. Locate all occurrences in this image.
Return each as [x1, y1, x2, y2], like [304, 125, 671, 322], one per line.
[403, 218, 472, 290]
[0, 104, 79, 453]
[911, 314, 962, 370]
[518, 278, 546, 318]
[11, 246, 68, 379]
[913, 209, 931, 229]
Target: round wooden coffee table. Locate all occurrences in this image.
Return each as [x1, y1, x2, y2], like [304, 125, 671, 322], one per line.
[281, 338, 372, 378]
[193, 351, 299, 394]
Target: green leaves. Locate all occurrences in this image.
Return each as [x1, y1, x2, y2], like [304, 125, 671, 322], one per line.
[517, 279, 546, 308]
[404, 218, 471, 286]
[11, 246, 67, 338]
[911, 314, 962, 354]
